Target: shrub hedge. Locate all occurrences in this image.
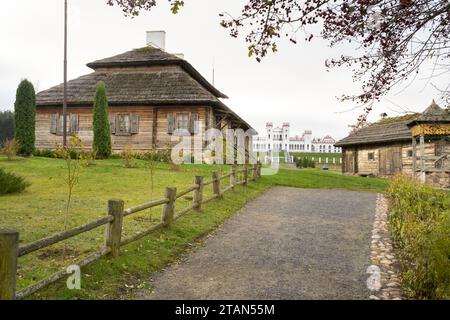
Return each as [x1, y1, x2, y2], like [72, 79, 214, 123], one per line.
[0, 168, 30, 195]
[387, 175, 450, 299]
[33, 148, 172, 163]
[294, 156, 316, 168]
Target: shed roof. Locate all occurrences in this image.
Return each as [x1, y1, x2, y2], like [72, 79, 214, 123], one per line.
[335, 100, 450, 147]
[334, 120, 413, 147]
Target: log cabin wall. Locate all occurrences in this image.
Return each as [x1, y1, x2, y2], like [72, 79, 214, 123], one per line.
[35, 105, 209, 152]
[341, 141, 443, 177]
[154, 106, 207, 151]
[355, 146, 380, 176]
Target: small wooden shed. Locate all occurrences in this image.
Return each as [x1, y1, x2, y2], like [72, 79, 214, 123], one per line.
[335, 101, 450, 189]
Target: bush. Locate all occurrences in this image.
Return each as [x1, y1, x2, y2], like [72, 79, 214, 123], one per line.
[92, 81, 112, 159]
[121, 146, 137, 168]
[138, 149, 171, 163]
[14, 80, 36, 156]
[387, 175, 450, 299]
[295, 157, 316, 168]
[2, 138, 19, 160]
[0, 168, 30, 194]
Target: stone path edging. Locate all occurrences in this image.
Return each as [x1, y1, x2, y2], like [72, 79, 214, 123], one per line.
[368, 194, 402, 300]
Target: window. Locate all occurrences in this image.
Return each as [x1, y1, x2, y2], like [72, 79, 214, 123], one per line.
[190, 113, 200, 134]
[57, 114, 69, 135]
[110, 113, 139, 136]
[407, 150, 413, 157]
[368, 152, 375, 161]
[50, 113, 78, 135]
[176, 113, 189, 131]
[117, 114, 131, 135]
[168, 112, 199, 135]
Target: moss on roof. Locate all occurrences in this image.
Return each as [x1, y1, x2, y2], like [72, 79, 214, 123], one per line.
[376, 113, 419, 124]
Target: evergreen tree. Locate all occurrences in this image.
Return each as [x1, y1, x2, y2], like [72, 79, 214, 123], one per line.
[92, 81, 111, 158]
[14, 80, 36, 156]
[0, 111, 15, 146]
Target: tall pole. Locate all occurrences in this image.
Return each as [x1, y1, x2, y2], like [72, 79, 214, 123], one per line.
[63, 0, 68, 147]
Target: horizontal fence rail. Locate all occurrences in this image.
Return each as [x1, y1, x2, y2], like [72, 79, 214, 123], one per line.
[0, 163, 262, 300]
[18, 216, 114, 257]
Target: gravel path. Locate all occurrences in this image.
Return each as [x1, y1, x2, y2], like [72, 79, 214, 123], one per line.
[138, 187, 377, 300]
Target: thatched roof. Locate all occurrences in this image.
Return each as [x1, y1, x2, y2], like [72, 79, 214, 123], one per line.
[36, 71, 220, 106]
[86, 47, 227, 98]
[336, 100, 450, 147]
[334, 120, 413, 147]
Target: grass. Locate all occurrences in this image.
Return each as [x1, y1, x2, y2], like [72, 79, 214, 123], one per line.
[0, 155, 387, 299]
[291, 152, 342, 161]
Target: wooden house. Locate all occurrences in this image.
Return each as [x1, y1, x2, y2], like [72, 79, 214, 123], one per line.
[35, 33, 253, 153]
[335, 101, 450, 189]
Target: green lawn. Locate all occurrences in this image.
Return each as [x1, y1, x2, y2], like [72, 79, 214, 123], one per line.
[0, 155, 387, 299]
[291, 152, 342, 161]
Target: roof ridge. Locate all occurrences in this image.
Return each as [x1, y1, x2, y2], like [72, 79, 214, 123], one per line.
[85, 46, 227, 99]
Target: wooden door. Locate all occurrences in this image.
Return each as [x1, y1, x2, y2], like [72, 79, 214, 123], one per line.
[391, 146, 402, 174]
[379, 146, 402, 175]
[345, 151, 354, 173]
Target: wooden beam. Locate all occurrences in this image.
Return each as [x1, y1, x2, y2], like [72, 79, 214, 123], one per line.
[105, 200, 124, 257]
[161, 187, 177, 226]
[412, 136, 417, 177]
[420, 134, 425, 172]
[193, 176, 203, 211]
[0, 230, 19, 300]
[152, 107, 158, 149]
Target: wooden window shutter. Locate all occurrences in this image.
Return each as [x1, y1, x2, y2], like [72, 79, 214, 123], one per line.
[109, 114, 116, 134]
[190, 113, 199, 134]
[57, 114, 63, 135]
[167, 113, 175, 134]
[50, 113, 58, 134]
[70, 114, 79, 133]
[131, 114, 140, 134]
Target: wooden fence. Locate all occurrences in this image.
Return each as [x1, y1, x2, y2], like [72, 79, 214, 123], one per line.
[0, 163, 262, 300]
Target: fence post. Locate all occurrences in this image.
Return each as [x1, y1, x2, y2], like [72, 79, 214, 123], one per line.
[212, 171, 222, 199]
[231, 165, 237, 191]
[0, 229, 19, 300]
[257, 161, 262, 178]
[193, 176, 203, 211]
[105, 200, 124, 257]
[162, 187, 177, 226]
[243, 166, 249, 185]
[252, 164, 258, 181]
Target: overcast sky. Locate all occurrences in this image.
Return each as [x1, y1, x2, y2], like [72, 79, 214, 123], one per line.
[0, 0, 448, 139]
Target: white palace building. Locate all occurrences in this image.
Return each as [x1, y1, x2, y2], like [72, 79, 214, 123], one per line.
[253, 122, 342, 154]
